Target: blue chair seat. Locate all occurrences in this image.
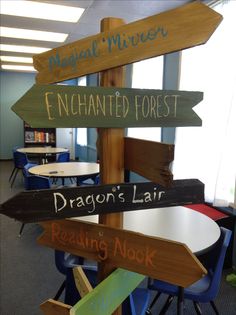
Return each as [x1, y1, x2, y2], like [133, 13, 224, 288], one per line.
[146, 227, 232, 315]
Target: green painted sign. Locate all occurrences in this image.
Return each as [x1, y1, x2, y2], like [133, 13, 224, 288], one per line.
[12, 84, 203, 128]
[70, 268, 145, 315]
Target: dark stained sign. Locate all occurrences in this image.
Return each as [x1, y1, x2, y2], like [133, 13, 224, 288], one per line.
[33, 2, 222, 84]
[0, 179, 204, 223]
[11, 84, 203, 128]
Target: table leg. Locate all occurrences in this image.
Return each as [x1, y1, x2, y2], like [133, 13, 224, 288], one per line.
[177, 286, 184, 315]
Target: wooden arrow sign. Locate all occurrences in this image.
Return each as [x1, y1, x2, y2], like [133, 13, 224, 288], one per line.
[40, 299, 71, 315]
[11, 84, 203, 128]
[0, 179, 204, 223]
[70, 268, 144, 315]
[37, 219, 206, 288]
[125, 137, 174, 187]
[33, 2, 222, 84]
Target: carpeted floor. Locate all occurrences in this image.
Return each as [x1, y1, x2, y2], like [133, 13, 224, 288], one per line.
[0, 161, 236, 315]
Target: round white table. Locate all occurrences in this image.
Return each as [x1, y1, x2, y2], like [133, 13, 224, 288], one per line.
[17, 147, 69, 164]
[17, 147, 68, 155]
[29, 162, 99, 185]
[77, 206, 220, 255]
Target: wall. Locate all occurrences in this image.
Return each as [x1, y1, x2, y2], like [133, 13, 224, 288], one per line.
[0, 71, 36, 159]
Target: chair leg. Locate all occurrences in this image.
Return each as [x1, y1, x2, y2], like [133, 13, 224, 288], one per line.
[193, 301, 202, 315]
[18, 223, 25, 237]
[9, 167, 16, 182]
[210, 301, 220, 315]
[54, 280, 66, 300]
[146, 292, 162, 314]
[159, 295, 174, 315]
[10, 169, 19, 188]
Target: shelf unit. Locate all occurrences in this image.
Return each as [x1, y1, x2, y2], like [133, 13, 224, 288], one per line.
[24, 122, 56, 147]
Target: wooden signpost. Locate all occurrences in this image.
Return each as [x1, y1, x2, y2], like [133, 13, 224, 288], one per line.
[0, 179, 204, 223]
[11, 84, 203, 128]
[33, 2, 222, 84]
[37, 219, 206, 288]
[4, 2, 223, 315]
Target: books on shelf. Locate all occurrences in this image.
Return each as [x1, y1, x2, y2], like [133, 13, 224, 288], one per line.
[25, 131, 55, 143]
[25, 131, 34, 142]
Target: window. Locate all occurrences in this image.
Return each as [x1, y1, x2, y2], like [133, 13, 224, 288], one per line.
[128, 56, 163, 141]
[173, 1, 236, 206]
[77, 76, 87, 146]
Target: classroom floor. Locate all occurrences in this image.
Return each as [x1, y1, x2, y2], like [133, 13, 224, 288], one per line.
[0, 160, 236, 315]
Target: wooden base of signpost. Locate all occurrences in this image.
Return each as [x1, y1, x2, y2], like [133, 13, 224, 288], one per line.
[98, 17, 126, 315]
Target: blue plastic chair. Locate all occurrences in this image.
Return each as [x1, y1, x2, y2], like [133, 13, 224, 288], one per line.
[54, 250, 85, 301]
[56, 151, 70, 162]
[145, 227, 232, 315]
[54, 250, 150, 314]
[9, 150, 37, 188]
[20, 171, 51, 236]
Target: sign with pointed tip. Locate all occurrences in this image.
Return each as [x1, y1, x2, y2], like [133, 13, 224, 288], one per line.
[33, 2, 222, 84]
[11, 84, 203, 128]
[37, 219, 207, 288]
[40, 299, 71, 315]
[0, 179, 204, 223]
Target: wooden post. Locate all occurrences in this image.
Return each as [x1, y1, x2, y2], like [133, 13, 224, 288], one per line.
[98, 17, 126, 315]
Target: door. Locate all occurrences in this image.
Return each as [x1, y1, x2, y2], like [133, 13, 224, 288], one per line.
[56, 128, 75, 160]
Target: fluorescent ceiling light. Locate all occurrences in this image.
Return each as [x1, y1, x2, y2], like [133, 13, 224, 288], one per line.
[1, 64, 36, 72]
[0, 44, 50, 54]
[0, 56, 33, 63]
[0, 27, 68, 42]
[0, 1, 85, 23]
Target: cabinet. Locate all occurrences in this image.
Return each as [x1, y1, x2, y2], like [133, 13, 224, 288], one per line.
[24, 122, 56, 147]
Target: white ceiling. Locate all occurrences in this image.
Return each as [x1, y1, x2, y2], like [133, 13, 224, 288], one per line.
[0, 0, 191, 71]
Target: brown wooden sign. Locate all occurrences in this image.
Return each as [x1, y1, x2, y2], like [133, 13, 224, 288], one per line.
[40, 300, 71, 315]
[11, 84, 203, 128]
[0, 179, 204, 223]
[33, 2, 222, 84]
[125, 137, 174, 187]
[37, 219, 206, 288]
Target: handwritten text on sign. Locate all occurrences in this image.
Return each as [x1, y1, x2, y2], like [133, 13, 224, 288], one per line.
[0, 179, 204, 223]
[33, 2, 222, 84]
[11, 85, 203, 128]
[38, 219, 206, 288]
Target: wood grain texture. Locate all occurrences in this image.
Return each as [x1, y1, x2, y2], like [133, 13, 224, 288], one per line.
[98, 17, 126, 315]
[33, 2, 222, 84]
[40, 299, 71, 315]
[73, 266, 93, 298]
[37, 219, 206, 288]
[124, 137, 174, 187]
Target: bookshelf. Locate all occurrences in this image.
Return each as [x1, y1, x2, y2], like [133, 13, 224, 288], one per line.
[24, 122, 56, 147]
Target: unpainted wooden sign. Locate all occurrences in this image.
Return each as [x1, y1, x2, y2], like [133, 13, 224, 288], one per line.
[33, 2, 222, 84]
[37, 219, 206, 288]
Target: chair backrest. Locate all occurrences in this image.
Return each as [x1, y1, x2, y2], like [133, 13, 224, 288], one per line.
[27, 175, 51, 190]
[205, 227, 232, 300]
[55, 250, 84, 275]
[13, 151, 28, 168]
[57, 151, 70, 162]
